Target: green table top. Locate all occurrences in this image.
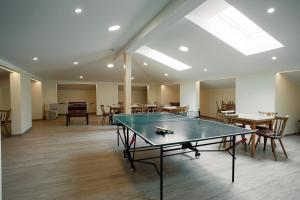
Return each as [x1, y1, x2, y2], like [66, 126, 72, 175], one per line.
[113, 113, 253, 146]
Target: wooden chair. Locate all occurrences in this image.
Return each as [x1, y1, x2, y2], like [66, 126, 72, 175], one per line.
[100, 105, 110, 125]
[216, 101, 222, 118]
[255, 115, 289, 161]
[258, 111, 277, 117]
[255, 111, 277, 139]
[177, 106, 189, 115]
[218, 114, 247, 151]
[1, 109, 11, 137]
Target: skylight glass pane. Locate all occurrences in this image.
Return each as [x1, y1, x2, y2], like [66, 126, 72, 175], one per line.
[222, 6, 260, 36]
[185, 0, 284, 55]
[136, 46, 192, 71]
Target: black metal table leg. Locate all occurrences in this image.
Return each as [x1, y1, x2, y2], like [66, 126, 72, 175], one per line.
[66, 115, 69, 126]
[232, 135, 236, 182]
[117, 126, 120, 146]
[160, 146, 163, 200]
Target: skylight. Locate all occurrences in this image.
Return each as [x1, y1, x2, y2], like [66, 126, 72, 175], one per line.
[136, 46, 191, 71]
[185, 0, 284, 55]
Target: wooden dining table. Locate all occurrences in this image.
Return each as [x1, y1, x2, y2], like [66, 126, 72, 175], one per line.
[162, 106, 186, 113]
[231, 114, 273, 157]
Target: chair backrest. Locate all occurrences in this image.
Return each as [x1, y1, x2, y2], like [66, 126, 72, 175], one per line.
[100, 105, 107, 114]
[222, 114, 238, 126]
[0, 110, 11, 124]
[216, 101, 220, 110]
[272, 116, 289, 137]
[258, 111, 277, 118]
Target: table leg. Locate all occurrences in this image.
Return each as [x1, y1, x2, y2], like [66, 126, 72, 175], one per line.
[66, 115, 69, 126]
[250, 123, 256, 157]
[160, 146, 163, 200]
[232, 135, 236, 182]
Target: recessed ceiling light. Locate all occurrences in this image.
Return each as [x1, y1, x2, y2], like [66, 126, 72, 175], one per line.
[179, 46, 189, 52]
[204, 68, 208, 72]
[164, 73, 168, 77]
[74, 8, 82, 14]
[136, 46, 192, 71]
[73, 61, 79, 65]
[267, 8, 275, 14]
[33, 57, 38, 61]
[143, 62, 148, 66]
[107, 63, 114, 68]
[79, 75, 83, 79]
[185, 0, 283, 55]
[108, 25, 120, 31]
[131, 77, 134, 80]
[272, 56, 277, 60]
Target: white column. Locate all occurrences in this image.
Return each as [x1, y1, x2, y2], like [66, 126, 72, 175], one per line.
[10, 72, 32, 135]
[31, 81, 43, 120]
[180, 81, 200, 111]
[10, 72, 22, 135]
[123, 53, 132, 114]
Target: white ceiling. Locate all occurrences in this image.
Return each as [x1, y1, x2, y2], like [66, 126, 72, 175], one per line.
[0, 0, 300, 83]
[136, 0, 300, 83]
[0, 0, 170, 82]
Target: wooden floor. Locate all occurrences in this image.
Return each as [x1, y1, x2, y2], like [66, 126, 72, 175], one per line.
[2, 115, 300, 200]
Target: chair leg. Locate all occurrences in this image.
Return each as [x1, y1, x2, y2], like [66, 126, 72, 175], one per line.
[241, 134, 247, 152]
[223, 137, 227, 148]
[279, 139, 288, 158]
[4, 125, 10, 136]
[102, 116, 105, 125]
[218, 137, 225, 150]
[263, 137, 267, 151]
[271, 138, 277, 161]
[255, 135, 261, 149]
[248, 136, 252, 145]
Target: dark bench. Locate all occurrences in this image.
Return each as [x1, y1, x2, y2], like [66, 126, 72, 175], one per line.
[66, 112, 89, 126]
[66, 102, 89, 126]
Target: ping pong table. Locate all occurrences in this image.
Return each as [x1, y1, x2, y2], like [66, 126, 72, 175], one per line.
[113, 112, 254, 200]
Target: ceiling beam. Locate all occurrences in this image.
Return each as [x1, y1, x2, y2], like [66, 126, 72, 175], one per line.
[114, 0, 205, 60]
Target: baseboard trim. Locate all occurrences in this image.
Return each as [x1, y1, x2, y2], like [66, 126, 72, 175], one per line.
[286, 132, 300, 136]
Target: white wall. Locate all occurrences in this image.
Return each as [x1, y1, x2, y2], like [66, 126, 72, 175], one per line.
[147, 84, 161, 105]
[31, 81, 43, 120]
[96, 82, 118, 115]
[200, 88, 235, 118]
[0, 127, 1, 200]
[118, 86, 147, 105]
[180, 81, 200, 111]
[161, 84, 180, 105]
[10, 72, 32, 135]
[43, 80, 57, 105]
[0, 75, 11, 110]
[275, 73, 300, 134]
[236, 72, 276, 115]
[57, 89, 96, 114]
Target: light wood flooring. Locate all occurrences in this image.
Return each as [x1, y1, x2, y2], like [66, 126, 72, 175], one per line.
[2, 115, 300, 200]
